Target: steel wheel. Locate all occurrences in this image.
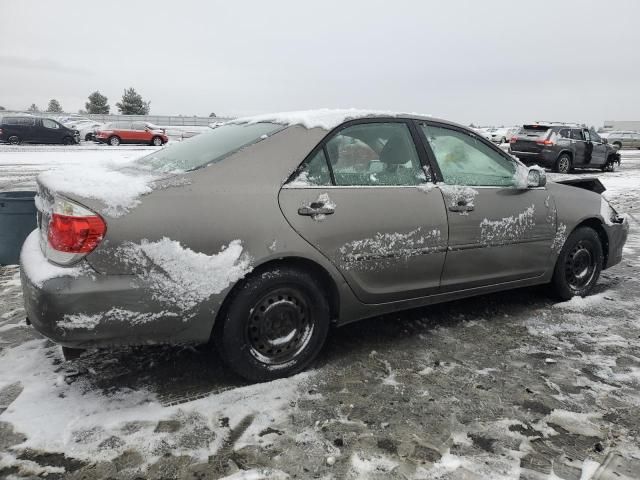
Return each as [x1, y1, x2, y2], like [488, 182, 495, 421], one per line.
[246, 287, 314, 365]
[109, 136, 120, 146]
[152, 136, 163, 146]
[564, 240, 597, 292]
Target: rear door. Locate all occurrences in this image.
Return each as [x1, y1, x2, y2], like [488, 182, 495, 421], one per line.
[417, 122, 555, 291]
[279, 120, 449, 304]
[131, 122, 150, 143]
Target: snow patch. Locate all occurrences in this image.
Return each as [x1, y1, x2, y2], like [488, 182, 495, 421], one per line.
[551, 223, 568, 253]
[117, 238, 252, 311]
[58, 308, 179, 330]
[480, 205, 535, 245]
[231, 108, 431, 131]
[19, 230, 86, 287]
[545, 409, 602, 437]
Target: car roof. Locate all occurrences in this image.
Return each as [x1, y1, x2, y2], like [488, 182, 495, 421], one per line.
[229, 108, 466, 132]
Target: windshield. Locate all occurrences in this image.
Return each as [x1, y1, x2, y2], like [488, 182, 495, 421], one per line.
[519, 125, 550, 138]
[136, 122, 284, 172]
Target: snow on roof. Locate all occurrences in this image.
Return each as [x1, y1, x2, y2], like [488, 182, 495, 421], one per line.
[231, 108, 432, 131]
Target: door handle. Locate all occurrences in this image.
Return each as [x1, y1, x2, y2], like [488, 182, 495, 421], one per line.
[298, 202, 335, 216]
[448, 200, 474, 213]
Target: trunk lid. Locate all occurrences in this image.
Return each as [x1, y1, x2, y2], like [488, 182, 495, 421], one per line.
[511, 125, 551, 153]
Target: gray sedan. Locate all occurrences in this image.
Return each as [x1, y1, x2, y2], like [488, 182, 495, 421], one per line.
[20, 111, 629, 381]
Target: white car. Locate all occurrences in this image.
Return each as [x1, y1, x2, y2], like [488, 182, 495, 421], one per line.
[486, 127, 518, 144]
[66, 120, 104, 141]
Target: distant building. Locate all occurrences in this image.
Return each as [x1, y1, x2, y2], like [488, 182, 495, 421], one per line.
[602, 121, 640, 132]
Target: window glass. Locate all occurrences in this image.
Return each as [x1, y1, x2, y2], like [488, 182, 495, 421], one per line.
[589, 129, 601, 143]
[136, 122, 283, 172]
[42, 119, 59, 129]
[571, 129, 583, 140]
[132, 122, 146, 131]
[421, 124, 516, 187]
[326, 123, 425, 186]
[558, 129, 570, 138]
[290, 149, 331, 186]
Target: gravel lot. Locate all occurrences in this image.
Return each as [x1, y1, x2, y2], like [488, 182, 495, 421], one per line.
[1, 146, 639, 479]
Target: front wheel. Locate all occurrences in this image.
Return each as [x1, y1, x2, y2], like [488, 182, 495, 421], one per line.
[551, 226, 603, 300]
[8, 136, 20, 145]
[62, 136, 75, 145]
[555, 154, 572, 174]
[214, 267, 330, 382]
[151, 136, 163, 146]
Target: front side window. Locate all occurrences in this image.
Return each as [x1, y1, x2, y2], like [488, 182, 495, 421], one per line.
[589, 129, 601, 143]
[325, 122, 425, 186]
[421, 124, 516, 187]
[290, 149, 332, 186]
[42, 119, 60, 129]
[132, 122, 146, 131]
[136, 122, 283, 172]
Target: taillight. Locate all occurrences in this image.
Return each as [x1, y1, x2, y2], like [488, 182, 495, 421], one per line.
[0, 128, 3, 135]
[536, 139, 555, 146]
[48, 214, 105, 253]
[45, 196, 106, 264]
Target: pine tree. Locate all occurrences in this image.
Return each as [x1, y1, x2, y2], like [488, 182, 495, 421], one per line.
[115, 88, 150, 115]
[0, 106, 5, 111]
[209, 112, 217, 118]
[46, 99, 63, 113]
[85, 91, 110, 114]
[27, 104, 40, 113]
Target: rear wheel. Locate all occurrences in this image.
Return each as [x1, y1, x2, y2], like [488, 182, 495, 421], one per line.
[151, 136, 163, 146]
[8, 136, 20, 145]
[555, 154, 572, 174]
[108, 136, 121, 146]
[551, 226, 603, 300]
[214, 267, 330, 382]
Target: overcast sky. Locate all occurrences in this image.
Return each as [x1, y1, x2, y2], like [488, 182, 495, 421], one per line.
[1, 0, 638, 126]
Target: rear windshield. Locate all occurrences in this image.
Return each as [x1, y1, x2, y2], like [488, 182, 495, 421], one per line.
[519, 125, 550, 137]
[136, 122, 284, 172]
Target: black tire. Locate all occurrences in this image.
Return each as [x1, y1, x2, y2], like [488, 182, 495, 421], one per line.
[551, 226, 603, 301]
[8, 135, 20, 145]
[151, 136, 163, 146]
[555, 153, 572, 174]
[62, 136, 75, 145]
[613, 142, 622, 150]
[214, 267, 330, 382]
[85, 133, 93, 141]
[108, 135, 121, 146]
[61, 346, 85, 360]
[601, 158, 616, 172]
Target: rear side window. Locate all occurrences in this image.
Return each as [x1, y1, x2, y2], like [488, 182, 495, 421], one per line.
[558, 129, 570, 138]
[3, 117, 35, 126]
[136, 122, 283, 172]
[326, 122, 424, 186]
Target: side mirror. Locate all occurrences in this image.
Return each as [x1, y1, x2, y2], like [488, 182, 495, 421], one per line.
[527, 167, 546, 188]
[602, 138, 608, 144]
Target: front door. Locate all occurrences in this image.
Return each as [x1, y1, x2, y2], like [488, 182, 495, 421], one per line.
[417, 122, 555, 291]
[279, 120, 449, 304]
[587, 129, 607, 167]
[39, 118, 63, 144]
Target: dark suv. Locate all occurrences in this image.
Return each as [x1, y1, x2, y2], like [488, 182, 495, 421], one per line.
[510, 123, 620, 173]
[0, 116, 79, 145]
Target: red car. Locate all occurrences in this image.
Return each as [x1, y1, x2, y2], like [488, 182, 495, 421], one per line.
[95, 121, 168, 146]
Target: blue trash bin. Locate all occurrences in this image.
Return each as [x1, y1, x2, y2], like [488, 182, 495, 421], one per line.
[0, 191, 38, 266]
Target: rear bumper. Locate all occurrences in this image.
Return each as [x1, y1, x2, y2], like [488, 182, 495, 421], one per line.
[19, 231, 212, 348]
[604, 217, 629, 269]
[510, 150, 556, 168]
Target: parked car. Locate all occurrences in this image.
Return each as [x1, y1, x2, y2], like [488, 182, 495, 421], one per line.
[510, 123, 620, 173]
[488, 127, 519, 144]
[95, 121, 168, 146]
[0, 116, 79, 145]
[21, 111, 628, 381]
[605, 131, 640, 150]
[77, 122, 104, 142]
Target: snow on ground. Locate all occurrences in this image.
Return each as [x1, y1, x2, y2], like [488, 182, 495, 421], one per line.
[0, 149, 640, 478]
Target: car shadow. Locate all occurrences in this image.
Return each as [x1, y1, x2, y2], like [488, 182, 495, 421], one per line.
[68, 283, 572, 403]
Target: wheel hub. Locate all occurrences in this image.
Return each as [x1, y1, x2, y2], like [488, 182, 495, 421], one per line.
[247, 289, 313, 365]
[565, 242, 595, 290]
